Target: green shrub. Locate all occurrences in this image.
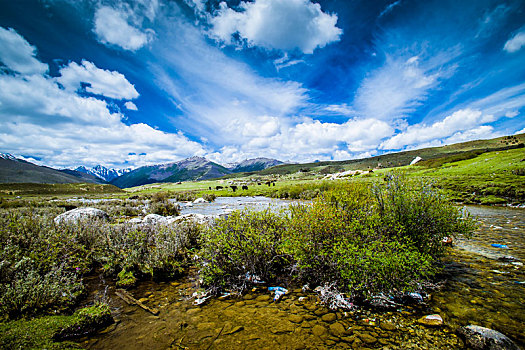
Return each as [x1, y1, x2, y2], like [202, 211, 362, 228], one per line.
[200, 210, 289, 292]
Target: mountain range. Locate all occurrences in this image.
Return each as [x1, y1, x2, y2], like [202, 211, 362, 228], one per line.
[74, 165, 132, 182]
[0, 153, 284, 188]
[0, 153, 105, 184]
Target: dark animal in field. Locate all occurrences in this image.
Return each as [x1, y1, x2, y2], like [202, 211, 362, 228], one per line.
[272, 182, 275, 186]
[242, 185, 248, 190]
[266, 181, 271, 186]
[58, 204, 77, 212]
[209, 187, 212, 190]
[216, 186, 223, 190]
[230, 185, 238, 192]
[257, 182, 261, 185]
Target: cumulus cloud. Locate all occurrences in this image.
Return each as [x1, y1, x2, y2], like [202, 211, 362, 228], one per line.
[57, 60, 139, 100]
[504, 27, 525, 53]
[124, 101, 138, 110]
[94, 6, 154, 51]
[380, 109, 494, 150]
[0, 27, 48, 75]
[0, 29, 204, 168]
[209, 0, 342, 54]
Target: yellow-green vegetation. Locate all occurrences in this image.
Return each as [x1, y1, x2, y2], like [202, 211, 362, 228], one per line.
[410, 147, 525, 204]
[200, 175, 476, 297]
[0, 304, 112, 349]
[0, 182, 123, 197]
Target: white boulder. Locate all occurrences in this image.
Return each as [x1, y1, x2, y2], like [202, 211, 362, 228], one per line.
[54, 207, 109, 225]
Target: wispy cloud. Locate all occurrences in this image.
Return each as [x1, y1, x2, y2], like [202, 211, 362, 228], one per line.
[504, 26, 525, 53]
[378, 1, 401, 18]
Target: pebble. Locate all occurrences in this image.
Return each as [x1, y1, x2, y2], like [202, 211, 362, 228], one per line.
[329, 322, 346, 337]
[321, 313, 337, 323]
[312, 325, 327, 337]
[289, 314, 304, 323]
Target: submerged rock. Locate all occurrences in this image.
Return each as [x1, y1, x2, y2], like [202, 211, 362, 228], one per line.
[54, 207, 109, 225]
[458, 325, 520, 350]
[417, 314, 443, 327]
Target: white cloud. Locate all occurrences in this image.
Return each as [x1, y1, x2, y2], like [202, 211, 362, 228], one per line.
[504, 27, 525, 53]
[209, 0, 342, 54]
[124, 101, 138, 110]
[0, 27, 48, 75]
[94, 6, 154, 51]
[505, 110, 518, 118]
[380, 109, 494, 150]
[0, 29, 204, 169]
[515, 127, 525, 135]
[57, 60, 139, 100]
[354, 54, 446, 120]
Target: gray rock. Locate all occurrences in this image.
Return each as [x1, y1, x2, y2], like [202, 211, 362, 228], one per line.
[128, 218, 143, 224]
[142, 213, 168, 225]
[458, 325, 520, 350]
[54, 207, 109, 225]
[193, 198, 207, 204]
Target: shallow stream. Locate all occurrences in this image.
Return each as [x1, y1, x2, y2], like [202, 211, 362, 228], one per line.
[80, 203, 524, 349]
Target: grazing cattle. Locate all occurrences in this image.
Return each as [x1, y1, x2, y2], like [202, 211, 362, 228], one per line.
[272, 182, 275, 186]
[230, 185, 238, 192]
[257, 182, 261, 185]
[216, 186, 223, 190]
[266, 181, 271, 186]
[209, 187, 212, 190]
[242, 185, 248, 190]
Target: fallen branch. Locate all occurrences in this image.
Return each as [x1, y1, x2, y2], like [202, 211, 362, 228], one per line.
[115, 289, 159, 315]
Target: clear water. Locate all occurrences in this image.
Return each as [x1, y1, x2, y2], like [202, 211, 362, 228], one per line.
[80, 204, 525, 349]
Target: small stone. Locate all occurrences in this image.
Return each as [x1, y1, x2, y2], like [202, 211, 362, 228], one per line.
[243, 294, 254, 300]
[234, 301, 245, 307]
[289, 314, 304, 323]
[312, 325, 327, 337]
[314, 308, 328, 316]
[359, 333, 378, 344]
[321, 313, 337, 323]
[138, 298, 149, 304]
[417, 314, 443, 327]
[380, 321, 396, 331]
[329, 322, 346, 337]
[255, 295, 270, 302]
[197, 322, 216, 330]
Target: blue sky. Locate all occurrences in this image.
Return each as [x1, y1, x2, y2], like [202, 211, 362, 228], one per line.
[0, 0, 524, 169]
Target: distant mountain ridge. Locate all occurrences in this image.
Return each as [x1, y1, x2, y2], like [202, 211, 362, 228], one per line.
[227, 157, 284, 173]
[111, 156, 231, 188]
[75, 165, 132, 182]
[0, 153, 106, 184]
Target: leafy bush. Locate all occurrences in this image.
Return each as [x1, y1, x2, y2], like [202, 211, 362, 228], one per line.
[200, 210, 289, 292]
[199, 174, 475, 298]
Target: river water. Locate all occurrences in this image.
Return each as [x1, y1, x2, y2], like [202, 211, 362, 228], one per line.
[80, 203, 524, 349]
